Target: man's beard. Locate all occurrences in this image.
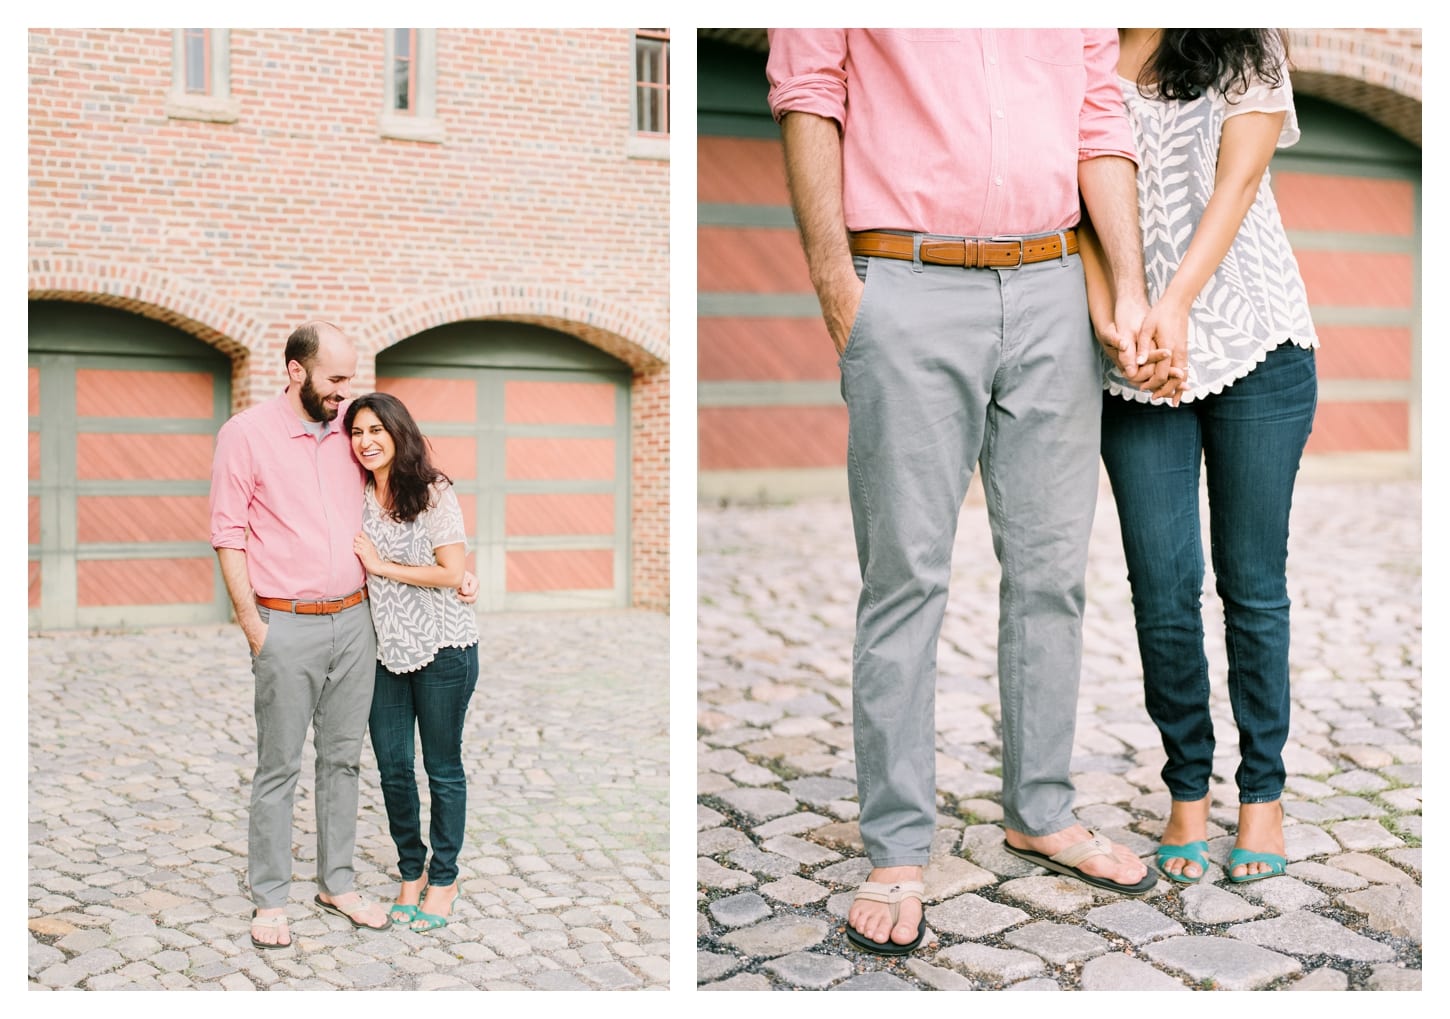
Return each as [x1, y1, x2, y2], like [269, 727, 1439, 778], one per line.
[299, 371, 338, 422]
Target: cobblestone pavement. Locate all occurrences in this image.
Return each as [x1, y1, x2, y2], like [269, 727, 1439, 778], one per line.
[698, 480, 1421, 991]
[29, 610, 669, 991]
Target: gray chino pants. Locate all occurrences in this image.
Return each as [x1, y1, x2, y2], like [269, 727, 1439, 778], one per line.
[248, 599, 376, 908]
[839, 250, 1102, 867]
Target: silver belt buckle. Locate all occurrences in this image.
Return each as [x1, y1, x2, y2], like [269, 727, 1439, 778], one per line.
[990, 235, 1026, 268]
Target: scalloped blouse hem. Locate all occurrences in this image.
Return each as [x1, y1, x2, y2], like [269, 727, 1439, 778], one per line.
[1104, 334, 1318, 406]
[377, 639, 480, 675]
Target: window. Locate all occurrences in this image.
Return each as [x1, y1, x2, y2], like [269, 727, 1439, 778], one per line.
[166, 28, 238, 122]
[390, 29, 417, 113]
[380, 28, 442, 143]
[183, 29, 209, 94]
[628, 29, 669, 160]
[634, 29, 669, 134]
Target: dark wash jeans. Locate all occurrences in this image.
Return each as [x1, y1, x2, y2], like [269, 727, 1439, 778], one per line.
[1100, 341, 1317, 804]
[369, 642, 479, 886]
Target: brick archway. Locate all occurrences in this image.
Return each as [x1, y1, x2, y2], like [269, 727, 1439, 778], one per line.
[355, 285, 669, 372]
[1286, 29, 1422, 145]
[28, 259, 265, 406]
[29, 258, 261, 359]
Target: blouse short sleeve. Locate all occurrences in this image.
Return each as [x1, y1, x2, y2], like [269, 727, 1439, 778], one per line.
[423, 481, 468, 552]
[1222, 57, 1299, 148]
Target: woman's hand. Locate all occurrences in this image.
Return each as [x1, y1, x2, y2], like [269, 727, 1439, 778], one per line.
[457, 570, 479, 604]
[1136, 299, 1190, 405]
[353, 532, 385, 575]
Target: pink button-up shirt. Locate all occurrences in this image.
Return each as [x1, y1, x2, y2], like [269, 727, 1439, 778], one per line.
[209, 390, 366, 600]
[767, 29, 1137, 238]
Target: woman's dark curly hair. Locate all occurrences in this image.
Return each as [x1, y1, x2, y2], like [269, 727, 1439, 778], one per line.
[1138, 29, 1288, 102]
[344, 391, 451, 524]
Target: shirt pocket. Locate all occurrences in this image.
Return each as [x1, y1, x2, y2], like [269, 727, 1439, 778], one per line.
[1021, 30, 1085, 67]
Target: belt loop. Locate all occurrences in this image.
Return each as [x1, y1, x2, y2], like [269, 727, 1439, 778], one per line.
[1058, 230, 1069, 267]
[911, 233, 924, 274]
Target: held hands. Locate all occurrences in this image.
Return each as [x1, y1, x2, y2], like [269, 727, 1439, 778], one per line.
[1134, 299, 1190, 406]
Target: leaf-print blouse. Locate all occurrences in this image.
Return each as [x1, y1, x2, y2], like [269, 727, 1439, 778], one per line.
[362, 479, 479, 673]
[1105, 61, 1318, 404]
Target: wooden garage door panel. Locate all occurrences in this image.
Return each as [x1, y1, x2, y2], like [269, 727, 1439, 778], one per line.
[504, 380, 615, 425]
[29, 367, 40, 416]
[506, 493, 614, 536]
[376, 376, 477, 422]
[76, 495, 210, 544]
[423, 435, 477, 480]
[455, 493, 477, 537]
[506, 549, 613, 592]
[29, 497, 40, 545]
[76, 368, 214, 418]
[29, 562, 40, 608]
[76, 558, 215, 607]
[505, 437, 615, 481]
[30, 432, 40, 481]
[77, 433, 214, 480]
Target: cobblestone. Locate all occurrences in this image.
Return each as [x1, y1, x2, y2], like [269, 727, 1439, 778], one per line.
[698, 481, 1420, 991]
[30, 611, 668, 990]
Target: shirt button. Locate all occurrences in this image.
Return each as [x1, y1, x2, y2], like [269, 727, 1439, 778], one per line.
[995, 109, 1004, 118]
[994, 176, 1003, 186]
[989, 56, 997, 64]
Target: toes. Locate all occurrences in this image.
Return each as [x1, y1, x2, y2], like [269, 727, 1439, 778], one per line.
[891, 921, 918, 945]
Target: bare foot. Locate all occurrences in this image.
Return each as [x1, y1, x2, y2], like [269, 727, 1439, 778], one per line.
[392, 875, 427, 924]
[250, 906, 290, 947]
[848, 866, 923, 947]
[1005, 825, 1149, 886]
[317, 890, 390, 930]
[1158, 795, 1211, 880]
[1232, 801, 1285, 878]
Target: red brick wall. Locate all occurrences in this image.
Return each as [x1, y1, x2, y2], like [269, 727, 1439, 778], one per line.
[28, 27, 669, 610]
[630, 365, 669, 606]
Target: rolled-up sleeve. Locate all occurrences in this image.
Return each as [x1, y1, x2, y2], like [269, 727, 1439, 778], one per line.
[209, 417, 252, 550]
[1077, 29, 1137, 162]
[766, 29, 849, 125]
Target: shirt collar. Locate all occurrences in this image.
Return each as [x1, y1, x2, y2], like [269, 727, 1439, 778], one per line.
[273, 387, 347, 439]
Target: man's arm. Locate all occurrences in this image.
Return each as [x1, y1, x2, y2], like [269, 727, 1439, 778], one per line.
[780, 110, 860, 355]
[217, 547, 266, 655]
[1078, 155, 1160, 385]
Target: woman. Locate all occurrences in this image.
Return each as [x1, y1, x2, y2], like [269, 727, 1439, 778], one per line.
[345, 392, 480, 929]
[1081, 29, 1317, 884]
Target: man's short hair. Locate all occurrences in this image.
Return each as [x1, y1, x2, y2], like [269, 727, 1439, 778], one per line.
[284, 321, 342, 372]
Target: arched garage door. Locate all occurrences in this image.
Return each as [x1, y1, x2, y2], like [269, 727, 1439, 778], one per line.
[376, 321, 631, 611]
[29, 302, 232, 629]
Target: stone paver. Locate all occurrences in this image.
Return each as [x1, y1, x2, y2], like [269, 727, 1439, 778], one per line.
[698, 481, 1420, 991]
[1229, 911, 1395, 963]
[31, 611, 668, 990]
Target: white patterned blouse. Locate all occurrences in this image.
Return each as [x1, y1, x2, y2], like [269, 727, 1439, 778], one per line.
[1105, 60, 1318, 404]
[362, 479, 479, 674]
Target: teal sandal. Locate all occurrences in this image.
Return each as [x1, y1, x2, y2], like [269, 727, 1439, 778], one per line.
[1155, 840, 1210, 884]
[1227, 848, 1286, 883]
[410, 910, 449, 931]
[390, 884, 427, 925]
[409, 885, 458, 932]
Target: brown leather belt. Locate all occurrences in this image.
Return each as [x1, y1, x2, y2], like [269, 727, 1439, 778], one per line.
[256, 588, 367, 615]
[849, 229, 1078, 269]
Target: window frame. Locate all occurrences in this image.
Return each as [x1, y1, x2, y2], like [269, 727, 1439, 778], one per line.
[166, 27, 238, 123]
[380, 27, 443, 143]
[627, 29, 670, 160]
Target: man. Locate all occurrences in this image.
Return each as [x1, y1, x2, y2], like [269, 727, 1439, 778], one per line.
[767, 29, 1158, 955]
[209, 321, 476, 949]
